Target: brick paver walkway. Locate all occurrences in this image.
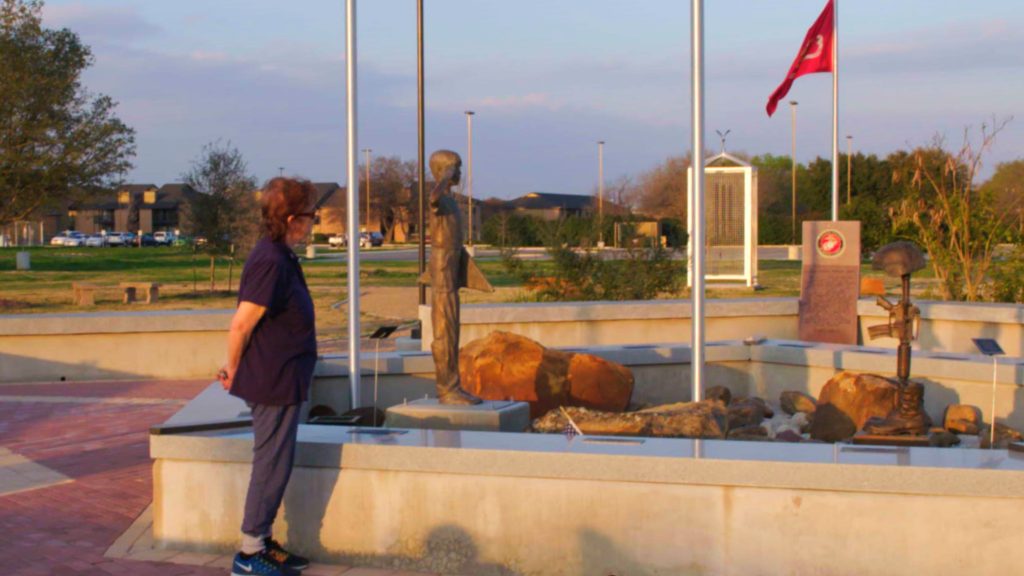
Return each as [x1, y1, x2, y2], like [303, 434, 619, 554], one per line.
[0, 380, 434, 576]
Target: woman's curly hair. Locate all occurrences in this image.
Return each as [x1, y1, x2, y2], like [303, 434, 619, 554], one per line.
[261, 177, 318, 242]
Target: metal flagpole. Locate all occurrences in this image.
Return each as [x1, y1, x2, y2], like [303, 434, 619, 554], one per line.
[690, 0, 706, 402]
[831, 0, 839, 221]
[345, 0, 362, 408]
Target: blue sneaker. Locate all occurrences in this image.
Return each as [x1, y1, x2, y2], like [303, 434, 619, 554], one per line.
[231, 550, 298, 576]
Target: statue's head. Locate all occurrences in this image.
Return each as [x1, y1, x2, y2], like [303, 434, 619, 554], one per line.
[429, 150, 462, 186]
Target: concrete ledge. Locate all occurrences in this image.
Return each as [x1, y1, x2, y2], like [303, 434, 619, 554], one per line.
[419, 298, 1024, 356]
[0, 309, 234, 336]
[0, 310, 233, 381]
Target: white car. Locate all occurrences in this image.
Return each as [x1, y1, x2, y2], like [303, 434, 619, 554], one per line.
[84, 234, 107, 247]
[61, 232, 86, 247]
[106, 232, 126, 247]
[328, 234, 347, 248]
[50, 230, 79, 246]
[153, 231, 174, 246]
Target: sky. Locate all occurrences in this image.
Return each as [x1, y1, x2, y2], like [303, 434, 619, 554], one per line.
[41, 0, 1024, 200]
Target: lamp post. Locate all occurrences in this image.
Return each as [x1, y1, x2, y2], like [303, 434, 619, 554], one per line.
[278, 166, 285, 177]
[597, 140, 605, 247]
[465, 111, 475, 245]
[846, 135, 852, 206]
[789, 100, 798, 245]
[362, 148, 372, 231]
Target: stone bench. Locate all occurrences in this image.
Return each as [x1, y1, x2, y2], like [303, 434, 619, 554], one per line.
[120, 282, 161, 304]
[71, 282, 100, 306]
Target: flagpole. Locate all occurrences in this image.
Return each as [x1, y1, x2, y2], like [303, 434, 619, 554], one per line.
[831, 0, 839, 221]
[690, 0, 706, 403]
[345, 0, 362, 409]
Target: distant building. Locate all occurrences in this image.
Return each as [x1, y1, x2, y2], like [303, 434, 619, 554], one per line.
[69, 183, 198, 235]
[504, 191, 627, 221]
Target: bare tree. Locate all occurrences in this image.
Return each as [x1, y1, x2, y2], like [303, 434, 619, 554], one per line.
[630, 155, 692, 220]
[891, 118, 1012, 301]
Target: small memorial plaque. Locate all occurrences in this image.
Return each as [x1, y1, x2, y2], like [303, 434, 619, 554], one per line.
[798, 221, 861, 344]
[972, 338, 1005, 357]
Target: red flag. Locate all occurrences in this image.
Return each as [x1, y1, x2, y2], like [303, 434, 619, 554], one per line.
[766, 0, 834, 117]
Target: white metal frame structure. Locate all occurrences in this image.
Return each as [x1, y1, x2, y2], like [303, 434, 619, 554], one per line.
[686, 152, 759, 288]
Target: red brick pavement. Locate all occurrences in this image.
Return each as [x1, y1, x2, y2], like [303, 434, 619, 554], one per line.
[0, 380, 226, 575]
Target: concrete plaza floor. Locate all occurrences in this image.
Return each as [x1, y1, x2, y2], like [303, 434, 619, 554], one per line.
[0, 379, 436, 576]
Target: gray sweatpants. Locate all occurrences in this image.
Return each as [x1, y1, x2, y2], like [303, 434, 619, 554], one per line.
[241, 402, 301, 547]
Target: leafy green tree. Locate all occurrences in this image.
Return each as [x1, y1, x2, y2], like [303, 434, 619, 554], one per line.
[0, 0, 135, 226]
[182, 141, 259, 291]
[980, 158, 1024, 239]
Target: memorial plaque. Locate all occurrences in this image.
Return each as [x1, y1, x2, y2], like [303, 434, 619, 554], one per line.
[798, 221, 861, 344]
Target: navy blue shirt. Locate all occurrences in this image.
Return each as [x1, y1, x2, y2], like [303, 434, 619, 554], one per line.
[231, 238, 318, 405]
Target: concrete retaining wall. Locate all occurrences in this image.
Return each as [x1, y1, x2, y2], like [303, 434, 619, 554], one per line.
[0, 310, 233, 382]
[420, 298, 1024, 357]
[151, 426, 1024, 576]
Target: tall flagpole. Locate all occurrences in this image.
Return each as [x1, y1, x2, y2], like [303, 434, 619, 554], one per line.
[345, 0, 362, 408]
[831, 0, 839, 221]
[690, 0, 706, 403]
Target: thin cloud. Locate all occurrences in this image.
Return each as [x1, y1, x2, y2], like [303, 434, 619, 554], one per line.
[42, 2, 161, 41]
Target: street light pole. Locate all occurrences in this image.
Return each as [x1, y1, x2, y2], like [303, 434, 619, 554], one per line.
[597, 140, 605, 247]
[846, 135, 852, 206]
[362, 148, 372, 231]
[789, 100, 798, 245]
[465, 111, 475, 245]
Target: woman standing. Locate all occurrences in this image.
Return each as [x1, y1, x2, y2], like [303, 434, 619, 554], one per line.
[219, 177, 318, 576]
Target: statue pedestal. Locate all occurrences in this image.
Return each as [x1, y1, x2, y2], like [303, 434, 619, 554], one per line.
[384, 398, 530, 432]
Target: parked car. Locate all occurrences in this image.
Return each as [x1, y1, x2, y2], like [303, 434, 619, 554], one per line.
[153, 231, 174, 246]
[328, 234, 348, 248]
[139, 233, 158, 247]
[121, 232, 137, 246]
[84, 234, 107, 247]
[106, 232, 126, 247]
[62, 232, 86, 247]
[359, 232, 384, 248]
[50, 230, 82, 246]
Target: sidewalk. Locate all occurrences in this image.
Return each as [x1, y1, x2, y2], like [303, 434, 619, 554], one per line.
[0, 379, 437, 576]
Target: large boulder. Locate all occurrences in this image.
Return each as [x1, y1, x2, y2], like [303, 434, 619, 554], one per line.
[808, 372, 899, 442]
[459, 331, 634, 418]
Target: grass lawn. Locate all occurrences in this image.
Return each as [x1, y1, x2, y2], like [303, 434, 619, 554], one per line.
[0, 246, 941, 347]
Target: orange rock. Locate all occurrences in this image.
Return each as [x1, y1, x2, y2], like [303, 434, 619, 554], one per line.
[809, 371, 899, 442]
[459, 331, 634, 418]
[566, 353, 633, 412]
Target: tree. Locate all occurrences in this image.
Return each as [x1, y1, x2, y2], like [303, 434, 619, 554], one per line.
[360, 155, 417, 242]
[182, 141, 259, 292]
[630, 154, 692, 221]
[980, 158, 1024, 239]
[890, 120, 1013, 301]
[0, 0, 135, 226]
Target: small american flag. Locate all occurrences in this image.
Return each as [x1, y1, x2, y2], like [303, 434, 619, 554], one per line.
[560, 406, 583, 440]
